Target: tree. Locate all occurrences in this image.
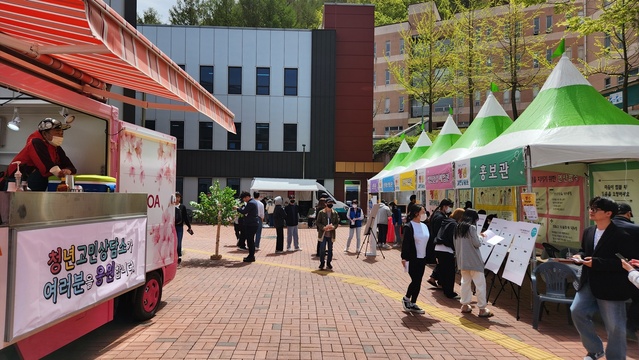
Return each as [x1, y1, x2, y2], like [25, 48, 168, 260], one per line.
[449, 0, 491, 123]
[559, 0, 639, 113]
[289, 0, 323, 28]
[236, 0, 296, 28]
[189, 180, 240, 260]
[485, 0, 550, 119]
[137, 8, 163, 25]
[169, 0, 206, 25]
[388, 2, 455, 132]
[203, 0, 240, 26]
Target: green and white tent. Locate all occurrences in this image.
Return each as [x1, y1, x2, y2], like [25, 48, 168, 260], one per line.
[381, 131, 432, 179]
[424, 93, 512, 169]
[369, 139, 411, 182]
[457, 55, 639, 168]
[401, 115, 462, 175]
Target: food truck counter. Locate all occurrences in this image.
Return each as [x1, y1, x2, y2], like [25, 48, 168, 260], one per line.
[0, 191, 148, 346]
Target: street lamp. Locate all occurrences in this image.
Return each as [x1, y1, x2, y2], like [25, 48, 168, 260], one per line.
[302, 144, 306, 179]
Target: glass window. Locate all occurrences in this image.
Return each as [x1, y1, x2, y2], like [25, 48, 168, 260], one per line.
[256, 67, 270, 95]
[199, 122, 213, 149]
[532, 85, 540, 98]
[198, 178, 212, 199]
[256, 123, 269, 151]
[170, 121, 184, 149]
[200, 66, 214, 93]
[178, 64, 186, 71]
[546, 49, 553, 62]
[283, 124, 297, 151]
[399, 96, 404, 112]
[385, 40, 390, 56]
[604, 33, 611, 49]
[566, 47, 572, 59]
[144, 120, 155, 130]
[227, 178, 240, 198]
[284, 68, 298, 96]
[373, 42, 376, 56]
[384, 98, 390, 113]
[533, 58, 539, 68]
[618, 75, 624, 85]
[533, 17, 540, 34]
[373, 71, 376, 87]
[546, 15, 553, 31]
[578, 45, 584, 60]
[604, 77, 611, 88]
[399, 39, 405, 55]
[385, 69, 390, 85]
[515, 90, 521, 102]
[228, 66, 242, 94]
[503, 90, 510, 103]
[227, 122, 241, 150]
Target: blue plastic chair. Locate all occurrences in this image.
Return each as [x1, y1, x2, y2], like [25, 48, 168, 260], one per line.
[531, 261, 578, 329]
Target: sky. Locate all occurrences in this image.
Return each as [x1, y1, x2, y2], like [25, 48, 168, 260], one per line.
[137, 0, 174, 23]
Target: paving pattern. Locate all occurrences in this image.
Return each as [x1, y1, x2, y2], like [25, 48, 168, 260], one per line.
[45, 224, 639, 359]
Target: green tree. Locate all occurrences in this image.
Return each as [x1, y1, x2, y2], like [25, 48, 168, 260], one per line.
[485, 0, 550, 119]
[289, 0, 323, 28]
[204, 0, 240, 26]
[388, 2, 455, 132]
[236, 0, 296, 28]
[169, 0, 206, 25]
[189, 180, 240, 260]
[559, 0, 639, 113]
[137, 8, 163, 25]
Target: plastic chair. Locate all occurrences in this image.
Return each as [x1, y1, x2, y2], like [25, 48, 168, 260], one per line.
[531, 261, 578, 329]
[541, 242, 561, 258]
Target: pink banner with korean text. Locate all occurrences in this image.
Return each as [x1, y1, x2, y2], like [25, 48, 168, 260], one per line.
[425, 163, 454, 190]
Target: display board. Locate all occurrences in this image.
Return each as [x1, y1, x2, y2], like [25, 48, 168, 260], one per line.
[363, 203, 380, 236]
[502, 222, 540, 286]
[474, 186, 518, 221]
[484, 219, 515, 273]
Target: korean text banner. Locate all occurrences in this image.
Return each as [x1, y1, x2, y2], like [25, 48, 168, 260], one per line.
[470, 148, 526, 187]
[416, 169, 426, 190]
[382, 176, 395, 192]
[370, 179, 379, 193]
[426, 163, 454, 190]
[11, 217, 147, 339]
[455, 159, 471, 189]
[399, 171, 416, 191]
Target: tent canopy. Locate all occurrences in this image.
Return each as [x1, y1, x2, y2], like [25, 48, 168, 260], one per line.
[250, 178, 324, 192]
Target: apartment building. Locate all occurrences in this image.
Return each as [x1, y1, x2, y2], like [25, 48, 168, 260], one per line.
[373, 0, 637, 137]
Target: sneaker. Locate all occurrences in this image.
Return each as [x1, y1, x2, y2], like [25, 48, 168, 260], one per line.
[294, 248, 302, 251]
[178, 257, 182, 265]
[583, 352, 604, 360]
[255, 247, 260, 251]
[409, 304, 425, 314]
[402, 297, 411, 312]
[318, 264, 325, 270]
[237, 246, 248, 251]
[275, 250, 284, 254]
[287, 248, 293, 252]
[243, 257, 255, 262]
[327, 264, 333, 270]
[344, 248, 349, 253]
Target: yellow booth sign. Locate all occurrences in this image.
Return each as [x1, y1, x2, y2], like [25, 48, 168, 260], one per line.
[399, 172, 416, 191]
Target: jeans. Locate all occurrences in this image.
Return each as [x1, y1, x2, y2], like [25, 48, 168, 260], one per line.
[320, 236, 333, 266]
[243, 225, 258, 258]
[286, 225, 299, 249]
[460, 270, 487, 309]
[570, 282, 627, 359]
[405, 258, 427, 303]
[346, 226, 362, 251]
[255, 218, 263, 248]
[394, 223, 401, 245]
[175, 226, 184, 257]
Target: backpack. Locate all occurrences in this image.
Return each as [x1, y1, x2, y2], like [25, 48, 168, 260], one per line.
[175, 206, 183, 226]
[435, 218, 457, 249]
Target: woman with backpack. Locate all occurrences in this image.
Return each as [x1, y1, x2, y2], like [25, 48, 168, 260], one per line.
[434, 208, 464, 299]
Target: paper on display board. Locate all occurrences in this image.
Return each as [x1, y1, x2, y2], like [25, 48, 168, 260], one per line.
[484, 220, 516, 274]
[502, 222, 540, 286]
[477, 214, 487, 236]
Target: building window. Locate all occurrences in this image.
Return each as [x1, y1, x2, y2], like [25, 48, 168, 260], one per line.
[578, 45, 584, 60]
[170, 121, 184, 149]
[283, 124, 297, 151]
[373, 42, 376, 56]
[227, 178, 240, 198]
[533, 58, 539, 69]
[198, 178, 212, 198]
[178, 64, 186, 71]
[256, 67, 270, 95]
[228, 66, 242, 94]
[566, 47, 572, 59]
[384, 126, 403, 136]
[227, 122, 241, 150]
[604, 33, 611, 49]
[474, 91, 481, 106]
[546, 49, 553, 63]
[200, 66, 214, 93]
[533, 17, 540, 35]
[284, 68, 298, 96]
[199, 122, 213, 149]
[385, 40, 391, 56]
[399, 96, 405, 112]
[145, 120, 155, 130]
[399, 39, 405, 55]
[546, 15, 553, 32]
[604, 77, 611, 88]
[384, 98, 390, 113]
[515, 90, 521, 103]
[618, 75, 624, 85]
[256, 123, 269, 150]
[373, 71, 376, 87]
[503, 90, 510, 104]
[385, 69, 390, 85]
[532, 85, 540, 98]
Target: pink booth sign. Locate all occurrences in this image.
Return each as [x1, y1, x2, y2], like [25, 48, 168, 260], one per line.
[425, 163, 454, 190]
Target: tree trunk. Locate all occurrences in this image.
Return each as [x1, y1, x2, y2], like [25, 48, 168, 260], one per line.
[211, 209, 223, 260]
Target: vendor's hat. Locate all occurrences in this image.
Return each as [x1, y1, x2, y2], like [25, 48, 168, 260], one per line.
[38, 117, 71, 131]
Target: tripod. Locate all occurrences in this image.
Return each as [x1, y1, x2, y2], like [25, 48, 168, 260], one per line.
[357, 215, 386, 259]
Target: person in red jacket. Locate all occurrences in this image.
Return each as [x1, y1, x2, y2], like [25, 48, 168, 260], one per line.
[5, 117, 76, 191]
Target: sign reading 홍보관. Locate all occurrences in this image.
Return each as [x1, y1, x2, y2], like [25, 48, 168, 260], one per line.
[11, 217, 147, 339]
[469, 148, 526, 188]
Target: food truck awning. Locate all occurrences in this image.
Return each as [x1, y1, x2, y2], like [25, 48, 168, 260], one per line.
[0, 0, 235, 133]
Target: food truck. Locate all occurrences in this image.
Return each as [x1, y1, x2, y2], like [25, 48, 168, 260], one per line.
[0, 1, 234, 358]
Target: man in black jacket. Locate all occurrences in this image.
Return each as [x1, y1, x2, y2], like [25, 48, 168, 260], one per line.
[237, 191, 259, 262]
[285, 199, 301, 251]
[571, 197, 635, 360]
[425, 198, 453, 287]
[612, 203, 639, 333]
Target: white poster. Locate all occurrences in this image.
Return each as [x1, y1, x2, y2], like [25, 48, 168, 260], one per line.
[11, 218, 147, 339]
[479, 229, 499, 263]
[0, 227, 8, 344]
[416, 169, 426, 190]
[502, 222, 540, 286]
[484, 220, 515, 274]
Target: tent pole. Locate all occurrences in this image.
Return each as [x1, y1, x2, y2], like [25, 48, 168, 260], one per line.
[525, 146, 533, 193]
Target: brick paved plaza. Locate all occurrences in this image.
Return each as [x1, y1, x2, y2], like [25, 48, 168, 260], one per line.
[45, 224, 639, 359]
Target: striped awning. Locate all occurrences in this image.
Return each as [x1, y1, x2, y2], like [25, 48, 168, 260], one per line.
[0, 0, 235, 133]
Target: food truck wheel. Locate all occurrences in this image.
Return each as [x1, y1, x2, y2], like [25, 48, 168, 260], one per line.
[133, 272, 163, 320]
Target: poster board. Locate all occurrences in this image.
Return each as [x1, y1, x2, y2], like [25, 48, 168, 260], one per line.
[484, 219, 515, 274]
[502, 222, 540, 286]
[363, 203, 380, 236]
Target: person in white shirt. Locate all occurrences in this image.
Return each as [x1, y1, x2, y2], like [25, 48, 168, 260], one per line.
[254, 192, 265, 250]
[400, 204, 430, 315]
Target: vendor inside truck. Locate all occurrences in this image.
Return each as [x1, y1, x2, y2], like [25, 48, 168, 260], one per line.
[3, 117, 76, 191]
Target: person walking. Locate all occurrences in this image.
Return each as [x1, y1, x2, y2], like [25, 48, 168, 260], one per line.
[174, 192, 192, 265]
[317, 198, 340, 270]
[285, 199, 301, 251]
[401, 204, 430, 314]
[345, 200, 364, 253]
[570, 197, 635, 360]
[390, 202, 402, 248]
[611, 203, 639, 333]
[377, 200, 392, 249]
[236, 191, 260, 263]
[254, 192, 265, 251]
[434, 208, 464, 299]
[273, 196, 287, 253]
[314, 197, 327, 257]
[426, 198, 454, 288]
[454, 208, 493, 317]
